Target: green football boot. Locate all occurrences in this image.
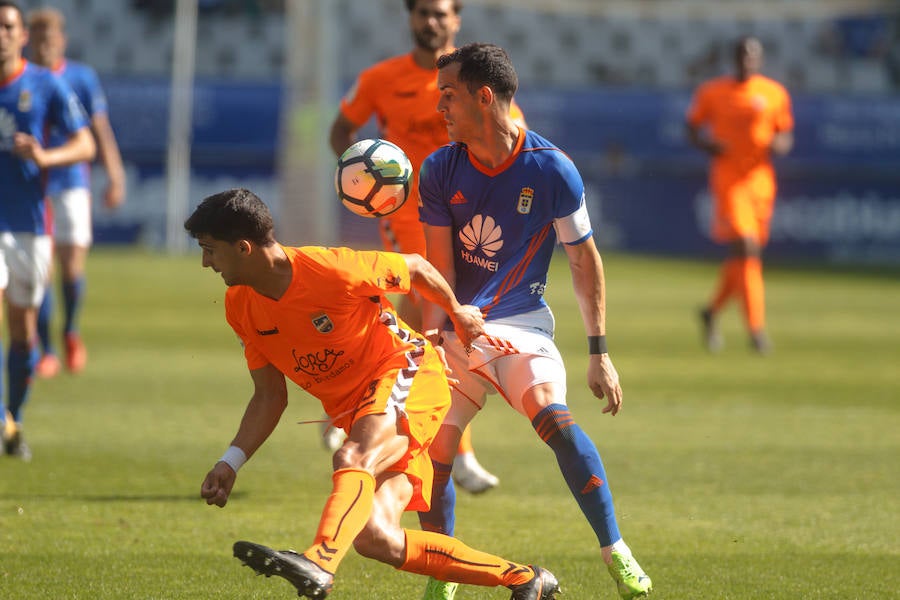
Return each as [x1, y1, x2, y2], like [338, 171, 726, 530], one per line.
[422, 577, 458, 600]
[607, 551, 651, 599]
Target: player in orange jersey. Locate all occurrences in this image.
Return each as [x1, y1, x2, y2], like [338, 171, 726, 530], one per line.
[686, 36, 794, 354]
[185, 188, 560, 600]
[329, 0, 521, 494]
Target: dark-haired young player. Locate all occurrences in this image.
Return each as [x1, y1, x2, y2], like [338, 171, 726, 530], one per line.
[417, 43, 652, 599]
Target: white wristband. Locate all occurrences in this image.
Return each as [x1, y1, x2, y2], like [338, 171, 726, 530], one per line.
[219, 445, 247, 472]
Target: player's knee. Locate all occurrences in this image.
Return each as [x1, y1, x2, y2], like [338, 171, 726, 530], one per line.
[353, 524, 403, 566]
[521, 383, 559, 421]
[729, 238, 757, 258]
[333, 436, 408, 477]
[331, 442, 367, 472]
[428, 423, 463, 463]
[352, 526, 380, 557]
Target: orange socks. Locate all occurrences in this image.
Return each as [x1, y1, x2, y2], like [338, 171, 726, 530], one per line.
[303, 468, 535, 589]
[742, 256, 765, 333]
[304, 468, 375, 573]
[710, 256, 765, 333]
[400, 529, 533, 587]
[711, 258, 741, 312]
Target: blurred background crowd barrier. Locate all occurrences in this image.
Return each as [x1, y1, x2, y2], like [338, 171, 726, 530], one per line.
[18, 0, 900, 265]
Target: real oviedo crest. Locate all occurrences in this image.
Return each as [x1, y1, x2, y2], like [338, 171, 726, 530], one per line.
[517, 187, 534, 214]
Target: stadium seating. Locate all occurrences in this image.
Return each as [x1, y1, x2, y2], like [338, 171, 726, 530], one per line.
[15, 0, 897, 93]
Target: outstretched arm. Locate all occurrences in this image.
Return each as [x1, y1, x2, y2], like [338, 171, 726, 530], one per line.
[404, 250, 482, 347]
[200, 363, 288, 507]
[419, 223, 461, 339]
[563, 237, 623, 416]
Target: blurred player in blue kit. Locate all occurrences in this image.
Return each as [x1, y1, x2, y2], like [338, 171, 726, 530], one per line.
[417, 43, 652, 599]
[27, 7, 126, 377]
[0, 0, 95, 459]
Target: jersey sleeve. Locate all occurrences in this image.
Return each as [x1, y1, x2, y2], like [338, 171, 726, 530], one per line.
[417, 150, 453, 227]
[552, 153, 593, 243]
[554, 152, 586, 218]
[338, 66, 379, 128]
[686, 82, 712, 127]
[80, 65, 109, 118]
[773, 84, 794, 132]
[50, 75, 89, 137]
[312, 247, 412, 298]
[555, 197, 593, 245]
[224, 290, 269, 371]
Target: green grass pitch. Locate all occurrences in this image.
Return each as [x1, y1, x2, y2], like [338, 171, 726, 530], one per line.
[1, 247, 897, 598]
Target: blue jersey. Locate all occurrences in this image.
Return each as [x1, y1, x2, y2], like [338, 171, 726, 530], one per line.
[46, 60, 107, 195]
[0, 60, 89, 233]
[419, 129, 591, 321]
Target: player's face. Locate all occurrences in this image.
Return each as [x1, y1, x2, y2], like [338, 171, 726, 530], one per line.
[437, 62, 480, 142]
[735, 38, 763, 79]
[197, 235, 246, 287]
[0, 7, 27, 65]
[409, 0, 460, 54]
[28, 23, 65, 68]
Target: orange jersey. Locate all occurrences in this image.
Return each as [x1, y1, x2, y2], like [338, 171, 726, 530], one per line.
[687, 74, 793, 243]
[225, 246, 441, 429]
[687, 74, 793, 180]
[340, 52, 525, 252]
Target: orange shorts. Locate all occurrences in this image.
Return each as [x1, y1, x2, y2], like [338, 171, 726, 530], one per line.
[710, 167, 776, 245]
[379, 190, 426, 256]
[344, 344, 449, 512]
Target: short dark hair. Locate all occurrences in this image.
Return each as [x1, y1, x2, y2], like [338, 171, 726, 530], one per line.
[404, 0, 462, 14]
[436, 43, 517, 103]
[0, 1, 24, 24]
[184, 188, 276, 247]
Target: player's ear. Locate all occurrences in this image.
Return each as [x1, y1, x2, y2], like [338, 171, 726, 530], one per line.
[478, 85, 493, 108]
[237, 239, 252, 255]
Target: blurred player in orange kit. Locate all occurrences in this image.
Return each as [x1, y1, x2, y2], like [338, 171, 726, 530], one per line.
[184, 188, 560, 600]
[329, 0, 524, 493]
[686, 36, 794, 354]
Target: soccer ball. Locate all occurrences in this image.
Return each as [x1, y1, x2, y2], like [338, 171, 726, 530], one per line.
[334, 139, 413, 218]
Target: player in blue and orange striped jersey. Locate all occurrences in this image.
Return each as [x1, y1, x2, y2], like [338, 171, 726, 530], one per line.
[27, 7, 126, 376]
[185, 188, 560, 600]
[418, 44, 652, 599]
[0, 0, 95, 460]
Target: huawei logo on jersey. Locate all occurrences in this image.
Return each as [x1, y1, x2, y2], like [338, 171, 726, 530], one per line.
[459, 214, 502, 272]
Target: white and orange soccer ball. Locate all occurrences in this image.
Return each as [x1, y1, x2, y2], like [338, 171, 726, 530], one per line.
[334, 139, 413, 218]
